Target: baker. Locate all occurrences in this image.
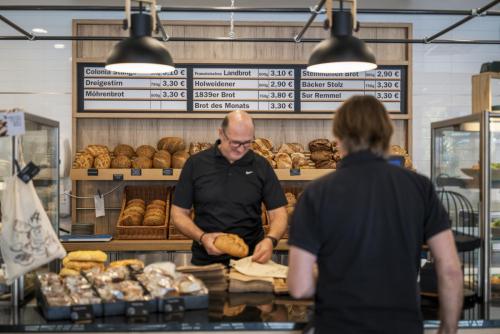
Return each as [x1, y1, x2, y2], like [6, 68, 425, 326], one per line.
[171, 110, 288, 265]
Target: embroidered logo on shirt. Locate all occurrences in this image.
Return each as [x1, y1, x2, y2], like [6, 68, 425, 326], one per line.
[245, 171, 254, 175]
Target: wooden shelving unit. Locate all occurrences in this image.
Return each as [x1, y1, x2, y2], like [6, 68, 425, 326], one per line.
[70, 168, 332, 181]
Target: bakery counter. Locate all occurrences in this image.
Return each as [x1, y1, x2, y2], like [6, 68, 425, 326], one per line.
[2, 293, 500, 333]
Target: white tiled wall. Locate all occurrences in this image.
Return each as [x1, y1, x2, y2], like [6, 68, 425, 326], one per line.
[0, 10, 499, 179]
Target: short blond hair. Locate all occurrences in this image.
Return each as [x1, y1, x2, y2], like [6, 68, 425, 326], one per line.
[333, 95, 393, 156]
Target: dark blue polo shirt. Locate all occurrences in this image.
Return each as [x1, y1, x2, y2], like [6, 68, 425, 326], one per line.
[173, 140, 287, 265]
[289, 150, 450, 334]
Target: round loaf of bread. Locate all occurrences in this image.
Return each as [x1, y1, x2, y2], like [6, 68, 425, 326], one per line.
[214, 233, 249, 258]
[85, 145, 109, 157]
[73, 153, 94, 169]
[291, 152, 308, 169]
[309, 139, 331, 152]
[94, 154, 111, 169]
[285, 192, 297, 206]
[150, 199, 166, 207]
[147, 203, 165, 212]
[315, 159, 336, 169]
[252, 138, 273, 152]
[145, 208, 165, 218]
[311, 150, 334, 162]
[124, 206, 145, 216]
[111, 155, 132, 168]
[132, 156, 153, 169]
[172, 151, 190, 169]
[136, 145, 156, 159]
[275, 152, 292, 169]
[127, 198, 145, 208]
[157, 137, 186, 154]
[188, 142, 201, 155]
[113, 144, 135, 158]
[143, 215, 165, 226]
[153, 150, 171, 168]
[120, 212, 143, 226]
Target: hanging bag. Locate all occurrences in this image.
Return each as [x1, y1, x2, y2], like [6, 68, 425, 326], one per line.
[0, 157, 66, 284]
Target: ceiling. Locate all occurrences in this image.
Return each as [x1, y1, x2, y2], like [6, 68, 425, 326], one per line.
[0, 0, 499, 11]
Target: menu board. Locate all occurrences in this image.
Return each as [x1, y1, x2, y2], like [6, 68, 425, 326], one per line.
[78, 63, 406, 114]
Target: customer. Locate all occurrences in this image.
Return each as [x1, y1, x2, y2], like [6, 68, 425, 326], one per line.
[171, 110, 288, 266]
[287, 95, 462, 334]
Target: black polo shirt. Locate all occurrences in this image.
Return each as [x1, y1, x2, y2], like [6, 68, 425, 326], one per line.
[173, 140, 287, 265]
[289, 150, 450, 334]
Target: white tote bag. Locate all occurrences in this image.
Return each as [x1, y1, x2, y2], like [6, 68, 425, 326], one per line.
[0, 174, 66, 284]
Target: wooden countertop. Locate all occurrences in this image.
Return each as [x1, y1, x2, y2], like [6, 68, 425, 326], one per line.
[62, 239, 290, 252]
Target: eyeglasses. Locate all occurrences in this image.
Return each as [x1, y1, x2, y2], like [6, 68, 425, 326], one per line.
[222, 130, 254, 149]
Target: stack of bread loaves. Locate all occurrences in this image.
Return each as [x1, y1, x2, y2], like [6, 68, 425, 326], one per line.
[119, 198, 167, 227]
[189, 142, 213, 155]
[73, 145, 111, 169]
[252, 138, 276, 168]
[157, 137, 189, 168]
[308, 139, 341, 169]
[59, 250, 108, 277]
[275, 143, 310, 169]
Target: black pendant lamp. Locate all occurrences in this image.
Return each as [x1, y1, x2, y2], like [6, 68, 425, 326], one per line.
[106, 1, 174, 74]
[307, 2, 376, 73]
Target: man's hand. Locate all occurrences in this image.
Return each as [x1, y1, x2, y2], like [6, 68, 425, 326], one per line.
[252, 237, 274, 263]
[201, 232, 225, 256]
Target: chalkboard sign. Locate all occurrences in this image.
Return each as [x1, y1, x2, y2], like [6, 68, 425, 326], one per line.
[78, 63, 406, 114]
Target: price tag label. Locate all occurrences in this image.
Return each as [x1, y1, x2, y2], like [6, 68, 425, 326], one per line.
[94, 194, 105, 218]
[131, 168, 142, 176]
[113, 174, 124, 181]
[17, 161, 40, 183]
[0, 111, 25, 137]
[87, 168, 98, 176]
[162, 168, 173, 176]
[70, 305, 94, 322]
[126, 301, 149, 317]
[163, 298, 185, 313]
[290, 168, 301, 176]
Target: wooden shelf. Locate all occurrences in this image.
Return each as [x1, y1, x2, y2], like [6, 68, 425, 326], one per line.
[62, 239, 290, 252]
[75, 112, 410, 120]
[71, 168, 333, 181]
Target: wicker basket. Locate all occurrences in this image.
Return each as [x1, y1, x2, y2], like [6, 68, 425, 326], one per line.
[115, 185, 171, 240]
[168, 211, 190, 240]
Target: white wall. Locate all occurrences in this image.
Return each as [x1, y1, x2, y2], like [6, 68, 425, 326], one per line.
[0, 10, 499, 179]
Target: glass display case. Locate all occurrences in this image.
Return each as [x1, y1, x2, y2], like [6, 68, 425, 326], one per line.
[0, 112, 59, 305]
[432, 110, 500, 317]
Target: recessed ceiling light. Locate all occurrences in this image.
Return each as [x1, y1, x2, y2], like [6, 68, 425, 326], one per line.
[32, 28, 48, 34]
[54, 44, 65, 49]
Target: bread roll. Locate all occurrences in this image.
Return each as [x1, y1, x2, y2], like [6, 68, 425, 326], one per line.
[136, 145, 156, 159]
[111, 155, 132, 168]
[94, 154, 111, 169]
[59, 268, 80, 277]
[64, 250, 107, 263]
[275, 152, 292, 169]
[311, 150, 334, 162]
[73, 153, 94, 169]
[214, 234, 249, 258]
[315, 160, 336, 169]
[309, 139, 331, 152]
[132, 156, 153, 169]
[153, 150, 171, 168]
[172, 151, 190, 169]
[113, 144, 135, 158]
[157, 137, 186, 154]
[85, 145, 109, 157]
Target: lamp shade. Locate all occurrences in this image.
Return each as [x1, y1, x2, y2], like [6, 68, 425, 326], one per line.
[307, 10, 376, 74]
[307, 35, 377, 73]
[105, 12, 175, 74]
[105, 36, 175, 74]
